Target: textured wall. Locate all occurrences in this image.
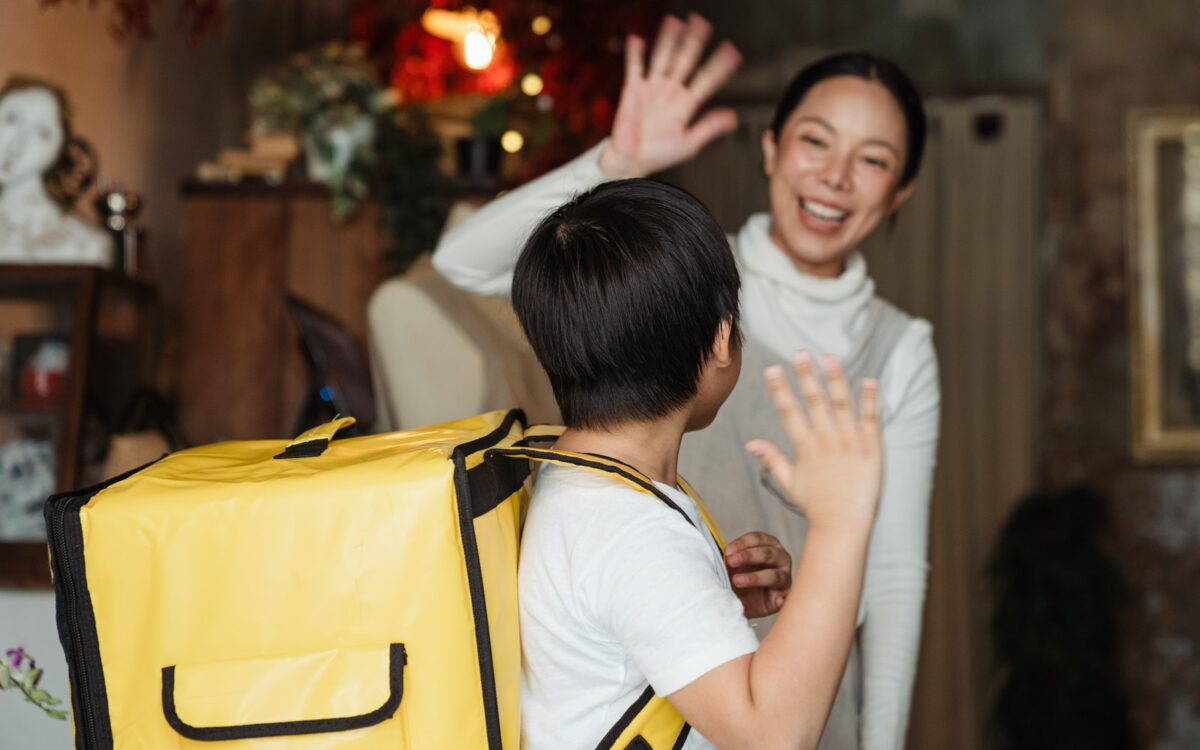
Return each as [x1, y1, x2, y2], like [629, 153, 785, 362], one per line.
[1043, 1, 1200, 747]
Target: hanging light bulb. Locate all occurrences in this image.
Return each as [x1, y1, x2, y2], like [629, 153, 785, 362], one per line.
[531, 15, 552, 35]
[462, 27, 496, 70]
[421, 6, 500, 72]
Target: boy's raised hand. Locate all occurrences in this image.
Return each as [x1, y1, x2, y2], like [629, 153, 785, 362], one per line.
[746, 352, 883, 535]
[724, 532, 792, 619]
[598, 13, 743, 179]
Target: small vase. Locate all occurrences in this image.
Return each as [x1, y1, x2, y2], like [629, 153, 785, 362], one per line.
[455, 135, 502, 183]
[304, 115, 375, 183]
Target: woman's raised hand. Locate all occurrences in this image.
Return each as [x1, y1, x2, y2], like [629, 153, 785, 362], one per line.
[597, 14, 743, 179]
[747, 352, 883, 535]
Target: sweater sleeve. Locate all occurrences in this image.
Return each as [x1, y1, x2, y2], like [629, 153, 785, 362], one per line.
[431, 140, 611, 296]
[860, 320, 940, 750]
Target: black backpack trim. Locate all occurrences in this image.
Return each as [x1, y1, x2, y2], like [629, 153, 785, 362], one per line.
[161, 644, 406, 740]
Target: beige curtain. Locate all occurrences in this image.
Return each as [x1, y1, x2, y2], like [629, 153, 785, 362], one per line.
[667, 95, 1042, 750]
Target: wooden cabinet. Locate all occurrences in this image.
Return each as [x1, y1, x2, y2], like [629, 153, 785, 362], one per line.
[0, 264, 157, 586]
[178, 183, 389, 444]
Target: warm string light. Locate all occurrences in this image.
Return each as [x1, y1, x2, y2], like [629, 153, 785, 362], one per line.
[501, 130, 524, 153]
[520, 73, 544, 96]
[531, 15, 552, 35]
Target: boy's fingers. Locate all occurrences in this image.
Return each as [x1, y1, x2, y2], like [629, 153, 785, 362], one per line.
[668, 13, 712, 82]
[648, 15, 683, 78]
[746, 439, 794, 491]
[820, 355, 856, 435]
[859, 378, 880, 440]
[794, 351, 833, 434]
[764, 364, 809, 452]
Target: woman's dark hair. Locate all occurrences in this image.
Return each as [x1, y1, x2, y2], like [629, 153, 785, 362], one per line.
[512, 179, 741, 429]
[770, 51, 926, 187]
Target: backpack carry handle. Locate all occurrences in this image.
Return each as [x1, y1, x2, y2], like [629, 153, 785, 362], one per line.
[274, 416, 357, 460]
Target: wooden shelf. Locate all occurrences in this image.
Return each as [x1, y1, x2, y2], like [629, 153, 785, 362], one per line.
[0, 265, 158, 588]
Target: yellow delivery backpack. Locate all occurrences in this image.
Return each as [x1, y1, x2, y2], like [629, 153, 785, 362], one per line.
[45, 409, 725, 749]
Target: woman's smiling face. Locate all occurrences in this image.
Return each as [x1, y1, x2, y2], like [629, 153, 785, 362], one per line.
[761, 75, 915, 277]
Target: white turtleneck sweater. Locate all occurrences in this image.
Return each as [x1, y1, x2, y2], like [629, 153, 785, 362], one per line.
[432, 141, 940, 750]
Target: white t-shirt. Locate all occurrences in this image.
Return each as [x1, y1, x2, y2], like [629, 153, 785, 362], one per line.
[519, 463, 760, 750]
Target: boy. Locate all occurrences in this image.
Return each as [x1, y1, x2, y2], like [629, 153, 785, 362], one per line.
[512, 179, 882, 750]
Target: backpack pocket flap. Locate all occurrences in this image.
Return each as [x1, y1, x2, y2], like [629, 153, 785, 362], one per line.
[163, 643, 406, 741]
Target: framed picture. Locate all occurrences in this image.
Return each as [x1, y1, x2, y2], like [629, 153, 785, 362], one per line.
[1128, 108, 1200, 461]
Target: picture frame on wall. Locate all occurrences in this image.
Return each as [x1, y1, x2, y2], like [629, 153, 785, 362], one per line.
[1128, 108, 1200, 461]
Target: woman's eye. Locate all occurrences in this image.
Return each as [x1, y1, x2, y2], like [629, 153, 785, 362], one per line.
[801, 135, 826, 149]
[862, 156, 889, 170]
[1, 113, 15, 125]
[37, 127, 52, 141]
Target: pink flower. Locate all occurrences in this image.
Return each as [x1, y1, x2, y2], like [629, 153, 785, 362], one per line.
[5, 647, 35, 674]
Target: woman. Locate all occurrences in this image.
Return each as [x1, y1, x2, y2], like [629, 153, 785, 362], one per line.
[433, 14, 939, 750]
[0, 76, 110, 265]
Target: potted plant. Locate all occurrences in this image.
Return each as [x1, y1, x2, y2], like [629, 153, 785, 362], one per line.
[249, 42, 396, 219]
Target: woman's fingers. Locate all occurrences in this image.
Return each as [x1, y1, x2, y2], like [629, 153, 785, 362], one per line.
[647, 15, 684, 79]
[624, 33, 646, 84]
[683, 107, 738, 157]
[687, 40, 742, 104]
[732, 566, 790, 590]
[667, 13, 712, 81]
[725, 537, 789, 570]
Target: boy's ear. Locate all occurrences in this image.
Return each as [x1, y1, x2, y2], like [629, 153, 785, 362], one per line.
[712, 319, 737, 366]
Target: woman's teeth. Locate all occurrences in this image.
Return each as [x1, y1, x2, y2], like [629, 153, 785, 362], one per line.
[800, 199, 848, 223]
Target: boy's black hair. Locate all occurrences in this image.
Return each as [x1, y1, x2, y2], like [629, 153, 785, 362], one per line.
[770, 51, 927, 187]
[512, 179, 740, 429]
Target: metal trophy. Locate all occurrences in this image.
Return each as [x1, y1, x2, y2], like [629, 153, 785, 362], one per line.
[94, 187, 144, 275]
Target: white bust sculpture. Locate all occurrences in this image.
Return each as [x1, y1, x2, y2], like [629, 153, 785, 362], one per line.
[0, 78, 112, 266]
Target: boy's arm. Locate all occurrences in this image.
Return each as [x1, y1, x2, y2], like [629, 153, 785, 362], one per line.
[669, 353, 883, 750]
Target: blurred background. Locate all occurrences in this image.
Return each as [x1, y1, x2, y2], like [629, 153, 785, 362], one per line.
[0, 0, 1197, 747]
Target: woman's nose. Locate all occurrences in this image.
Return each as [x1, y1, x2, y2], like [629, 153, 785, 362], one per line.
[819, 154, 851, 191]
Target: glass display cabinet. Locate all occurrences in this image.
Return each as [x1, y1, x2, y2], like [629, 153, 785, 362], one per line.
[0, 265, 157, 587]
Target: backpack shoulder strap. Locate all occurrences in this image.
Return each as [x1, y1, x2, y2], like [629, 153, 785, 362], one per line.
[486, 446, 696, 529]
[675, 476, 726, 550]
[485, 442, 701, 750]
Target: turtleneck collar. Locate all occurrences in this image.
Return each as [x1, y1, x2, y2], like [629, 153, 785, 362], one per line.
[734, 212, 874, 306]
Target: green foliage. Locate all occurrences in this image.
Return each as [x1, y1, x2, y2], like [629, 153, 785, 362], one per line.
[250, 42, 450, 272]
[988, 487, 1132, 750]
[374, 107, 453, 273]
[471, 93, 516, 138]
